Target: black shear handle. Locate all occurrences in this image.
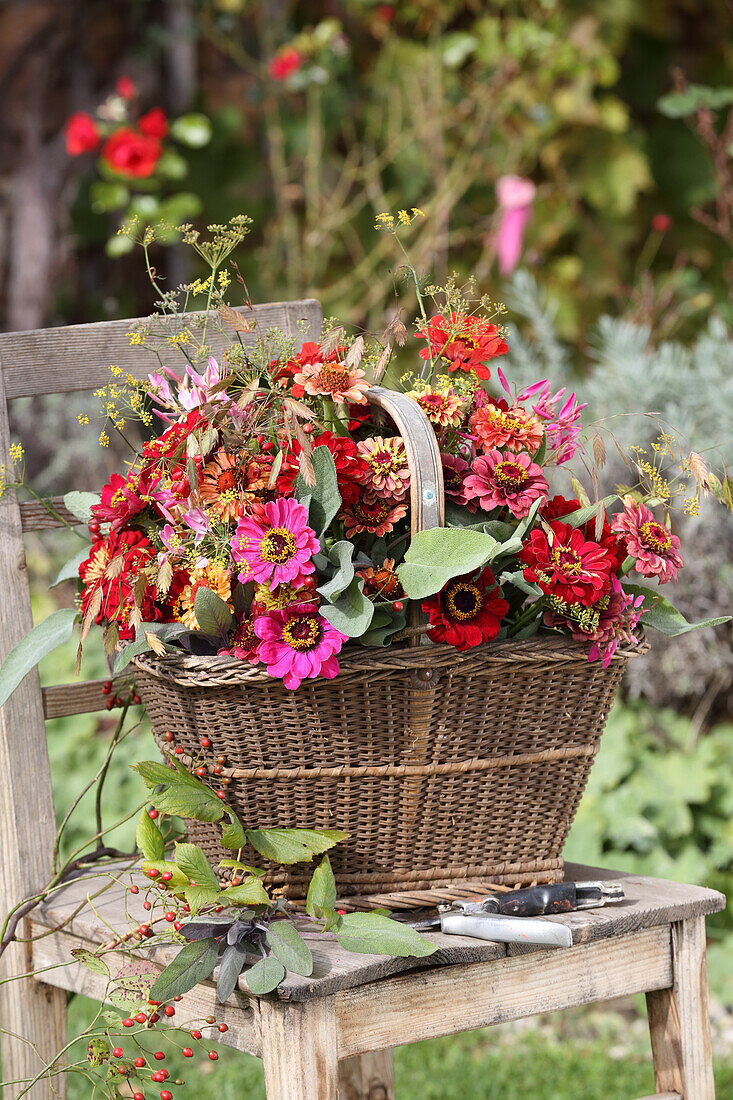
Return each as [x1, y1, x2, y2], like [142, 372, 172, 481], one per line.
[490, 882, 578, 916]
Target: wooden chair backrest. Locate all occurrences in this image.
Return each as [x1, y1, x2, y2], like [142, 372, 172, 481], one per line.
[0, 299, 322, 914]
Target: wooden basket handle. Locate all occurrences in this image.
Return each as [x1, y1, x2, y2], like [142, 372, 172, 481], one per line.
[366, 386, 445, 536]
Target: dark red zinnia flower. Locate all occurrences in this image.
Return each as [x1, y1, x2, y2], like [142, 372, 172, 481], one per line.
[79, 529, 160, 639]
[276, 431, 369, 507]
[540, 495, 626, 574]
[422, 567, 509, 650]
[520, 521, 614, 607]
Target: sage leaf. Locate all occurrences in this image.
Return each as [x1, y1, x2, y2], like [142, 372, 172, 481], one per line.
[319, 575, 374, 637]
[63, 490, 100, 523]
[397, 529, 502, 599]
[245, 956, 286, 995]
[194, 587, 233, 638]
[149, 937, 221, 1001]
[294, 445, 341, 538]
[334, 912, 437, 958]
[265, 922, 314, 977]
[0, 609, 77, 708]
[50, 546, 90, 588]
[317, 541, 355, 603]
[622, 583, 732, 637]
[217, 940, 249, 1003]
[561, 495, 618, 530]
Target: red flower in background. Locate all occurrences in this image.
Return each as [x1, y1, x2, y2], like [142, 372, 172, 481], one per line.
[116, 76, 137, 100]
[652, 213, 672, 233]
[520, 521, 614, 607]
[422, 567, 508, 650]
[268, 47, 305, 82]
[541, 495, 626, 574]
[65, 112, 100, 155]
[102, 128, 161, 178]
[138, 108, 169, 139]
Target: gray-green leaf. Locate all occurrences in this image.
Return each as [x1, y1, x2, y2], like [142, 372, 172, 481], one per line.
[216, 940, 249, 1003]
[149, 938, 221, 1001]
[50, 546, 90, 588]
[319, 575, 374, 637]
[334, 912, 437, 958]
[295, 445, 341, 538]
[0, 608, 77, 708]
[398, 528, 502, 599]
[245, 956, 286, 995]
[63, 491, 101, 523]
[623, 583, 732, 637]
[265, 921, 314, 976]
[194, 587, 234, 638]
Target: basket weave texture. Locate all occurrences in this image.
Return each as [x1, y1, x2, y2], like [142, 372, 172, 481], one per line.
[134, 634, 639, 895]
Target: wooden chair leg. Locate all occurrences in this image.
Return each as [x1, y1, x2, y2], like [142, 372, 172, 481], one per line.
[339, 1050, 395, 1099]
[646, 916, 715, 1100]
[260, 998, 340, 1100]
[0, 959, 67, 1100]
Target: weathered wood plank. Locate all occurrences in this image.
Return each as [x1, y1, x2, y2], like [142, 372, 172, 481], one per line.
[19, 498, 80, 532]
[334, 925, 673, 1058]
[2, 300, 323, 398]
[29, 926, 260, 1057]
[338, 1051, 394, 1099]
[0, 363, 68, 1100]
[646, 916, 715, 1099]
[42, 679, 134, 719]
[259, 997, 339, 1100]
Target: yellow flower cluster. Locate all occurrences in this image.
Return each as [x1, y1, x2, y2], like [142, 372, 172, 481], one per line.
[0, 444, 25, 499]
[374, 208, 425, 232]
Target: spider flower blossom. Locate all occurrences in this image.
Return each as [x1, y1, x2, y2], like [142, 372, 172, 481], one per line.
[518, 380, 586, 465]
[463, 450, 548, 518]
[254, 604, 348, 690]
[231, 498, 319, 590]
[611, 499, 683, 583]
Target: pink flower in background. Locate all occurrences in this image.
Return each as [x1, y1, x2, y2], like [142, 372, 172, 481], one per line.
[268, 47, 305, 82]
[255, 604, 348, 690]
[611, 499, 683, 583]
[464, 450, 548, 518]
[495, 176, 537, 276]
[65, 112, 100, 156]
[232, 498, 319, 590]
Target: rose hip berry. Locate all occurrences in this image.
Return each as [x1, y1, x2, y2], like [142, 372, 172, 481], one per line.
[112, 1048, 123, 1058]
[122, 1018, 134, 1027]
[191, 1030, 202, 1040]
[208, 1051, 218, 1060]
[154, 1051, 165, 1060]
[218, 1024, 228, 1033]
[130, 884, 139, 894]
[165, 912, 176, 922]
[134, 1056, 146, 1067]
[201, 737, 212, 748]
[164, 1006, 175, 1017]
[148, 808, 159, 820]
[161, 1092, 173, 1100]
[164, 731, 175, 742]
[161, 871, 173, 881]
[182, 1048, 193, 1057]
[135, 1012, 147, 1023]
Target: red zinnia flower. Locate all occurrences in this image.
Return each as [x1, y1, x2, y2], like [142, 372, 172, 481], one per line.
[65, 112, 100, 156]
[541, 495, 626, 574]
[422, 567, 508, 650]
[92, 468, 161, 531]
[417, 311, 508, 380]
[268, 47, 305, 82]
[520, 521, 614, 607]
[138, 108, 169, 139]
[79, 529, 160, 640]
[102, 128, 161, 178]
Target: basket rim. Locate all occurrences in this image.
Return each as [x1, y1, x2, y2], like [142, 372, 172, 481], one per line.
[132, 630, 647, 687]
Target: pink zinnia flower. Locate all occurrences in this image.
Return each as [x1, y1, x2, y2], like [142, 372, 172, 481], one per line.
[357, 436, 410, 502]
[440, 453, 477, 512]
[254, 604, 348, 690]
[463, 450, 548, 518]
[218, 616, 261, 664]
[341, 498, 408, 537]
[231, 498, 319, 591]
[294, 358, 370, 405]
[471, 399, 544, 455]
[611, 500, 683, 584]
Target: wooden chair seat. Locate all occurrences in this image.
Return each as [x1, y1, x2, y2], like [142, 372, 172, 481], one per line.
[28, 861, 724, 1098]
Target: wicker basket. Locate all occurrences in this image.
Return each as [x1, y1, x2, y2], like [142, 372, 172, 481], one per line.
[133, 385, 643, 895]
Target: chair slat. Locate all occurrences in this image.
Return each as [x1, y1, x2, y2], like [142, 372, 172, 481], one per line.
[20, 498, 79, 531]
[41, 679, 133, 719]
[2, 299, 323, 398]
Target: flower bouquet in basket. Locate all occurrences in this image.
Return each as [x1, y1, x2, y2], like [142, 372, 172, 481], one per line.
[1, 214, 731, 1002]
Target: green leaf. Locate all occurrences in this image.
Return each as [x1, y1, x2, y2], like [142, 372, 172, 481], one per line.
[499, 569, 542, 599]
[133, 759, 226, 823]
[194, 587, 234, 638]
[398, 529, 502, 599]
[221, 813, 247, 850]
[513, 496, 544, 539]
[86, 1037, 110, 1066]
[109, 969, 158, 1011]
[0, 609, 77, 708]
[360, 606, 406, 647]
[174, 843, 219, 890]
[335, 912, 437, 957]
[295, 445, 341, 538]
[266, 921, 313, 976]
[306, 855, 336, 917]
[185, 885, 221, 914]
[141, 860, 190, 889]
[90, 180, 130, 212]
[70, 948, 109, 976]
[561, 495, 618, 529]
[318, 541, 355, 602]
[136, 809, 164, 862]
[106, 232, 135, 258]
[170, 112, 213, 147]
[219, 860, 265, 875]
[217, 940, 249, 1003]
[50, 546, 90, 588]
[246, 828, 347, 865]
[150, 937, 221, 1001]
[622, 584, 731, 637]
[245, 956, 285, 995]
[63, 491, 101, 523]
[220, 876, 271, 907]
[319, 576, 374, 638]
[658, 84, 733, 118]
[155, 149, 188, 180]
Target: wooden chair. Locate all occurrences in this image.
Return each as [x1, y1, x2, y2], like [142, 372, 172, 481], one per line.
[0, 307, 725, 1100]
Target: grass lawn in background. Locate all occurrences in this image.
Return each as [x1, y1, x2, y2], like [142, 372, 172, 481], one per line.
[61, 996, 733, 1100]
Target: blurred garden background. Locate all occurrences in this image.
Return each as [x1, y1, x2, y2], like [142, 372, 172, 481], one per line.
[1, 1, 733, 1096]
